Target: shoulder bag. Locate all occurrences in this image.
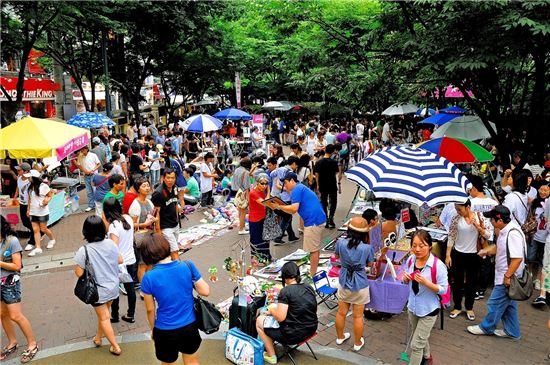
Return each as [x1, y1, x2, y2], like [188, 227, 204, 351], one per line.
[505, 228, 533, 301]
[262, 208, 282, 241]
[74, 245, 99, 304]
[233, 170, 249, 210]
[183, 261, 223, 334]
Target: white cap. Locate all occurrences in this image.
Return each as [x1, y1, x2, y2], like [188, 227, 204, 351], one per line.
[23, 169, 40, 178]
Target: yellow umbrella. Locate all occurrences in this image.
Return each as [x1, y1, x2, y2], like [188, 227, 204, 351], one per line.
[0, 116, 90, 160]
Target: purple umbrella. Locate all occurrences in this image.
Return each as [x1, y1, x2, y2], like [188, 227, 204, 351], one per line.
[336, 132, 350, 143]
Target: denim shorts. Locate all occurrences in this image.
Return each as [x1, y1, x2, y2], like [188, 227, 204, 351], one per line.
[1, 280, 21, 304]
[527, 238, 545, 265]
[30, 215, 49, 223]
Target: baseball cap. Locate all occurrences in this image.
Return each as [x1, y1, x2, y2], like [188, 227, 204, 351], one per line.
[483, 205, 511, 221]
[23, 169, 40, 178]
[156, 144, 164, 151]
[92, 136, 101, 144]
[16, 162, 31, 172]
[281, 171, 298, 182]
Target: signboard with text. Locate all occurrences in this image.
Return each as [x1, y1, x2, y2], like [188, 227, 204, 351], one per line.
[0, 76, 60, 101]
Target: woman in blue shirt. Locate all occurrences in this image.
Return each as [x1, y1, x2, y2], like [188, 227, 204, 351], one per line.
[334, 217, 375, 352]
[403, 230, 449, 365]
[140, 233, 210, 364]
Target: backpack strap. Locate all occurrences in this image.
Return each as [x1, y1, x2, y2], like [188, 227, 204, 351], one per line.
[430, 255, 438, 285]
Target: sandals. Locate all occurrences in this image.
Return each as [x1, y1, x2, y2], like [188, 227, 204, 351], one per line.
[121, 315, 135, 323]
[20, 346, 39, 364]
[93, 337, 102, 347]
[449, 310, 462, 319]
[109, 346, 122, 356]
[467, 311, 476, 321]
[0, 344, 18, 361]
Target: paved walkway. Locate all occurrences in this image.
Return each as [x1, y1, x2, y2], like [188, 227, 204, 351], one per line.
[1, 178, 550, 364]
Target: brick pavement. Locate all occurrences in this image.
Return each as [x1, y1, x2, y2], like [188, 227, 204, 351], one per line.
[2, 178, 550, 364]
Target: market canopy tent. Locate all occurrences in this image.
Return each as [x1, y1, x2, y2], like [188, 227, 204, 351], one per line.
[345, 146, 470, 207]
[0, 116, 90, 160]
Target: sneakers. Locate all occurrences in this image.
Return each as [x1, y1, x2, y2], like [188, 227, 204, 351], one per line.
[534, 279, 541, 290]
[420, 355, 433, 365]
[327, 219, 336, 229]
[353, 337, 365, 352]
[263, 352, 277, 364]
[467, 325, 488, 335]
[46, 240, 56, 249]
[24, 244, 35, 251]
[287, 236, 300, 242]
[532, 296, 547, 307]
[336, 332, 350, 345]
[27, 248, 43, 257]
[273, 238, 285, 246]
[474, 291, 485, 300]
[85, 207, 93, 212]
[494, 329, 518, 339]
[119, 283, 127, 296]
[238, 230, 249, 235]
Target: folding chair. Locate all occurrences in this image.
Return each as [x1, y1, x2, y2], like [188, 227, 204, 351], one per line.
[277, 332, 318, 365]
[312, 271, 338, 310]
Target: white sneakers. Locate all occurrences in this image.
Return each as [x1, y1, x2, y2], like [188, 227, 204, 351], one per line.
[27, 248, 43, 257]
[238, 230, 249, 235]
[336, 332, 350, 345]
[353, 337, 365, 352]
[85, 207, 93, 212]
[46, 240, 56, 249]
[24, 244, 35, 251]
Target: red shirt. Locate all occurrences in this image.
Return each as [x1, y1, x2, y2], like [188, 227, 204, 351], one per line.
[248, 188, 266, 222]
[422, 129, 432, 141]
[122, 190, 138, 215]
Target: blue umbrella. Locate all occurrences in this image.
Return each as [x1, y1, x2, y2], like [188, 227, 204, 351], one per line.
[213, 108, 252, 120]
[178, 114, 222, 133]
[345, 146, 470, 207]
[415, 108, 436, 116]
[67, 112, 115, 129]
[418, 113, 460, 126]
[440, 106, 466, 114]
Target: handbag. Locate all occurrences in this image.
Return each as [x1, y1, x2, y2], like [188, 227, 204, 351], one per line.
[74, 245, 99, 305]
[225, 327, 264, 365]
[475, 212, 489, 251]
[262, 208, 282, 241]
[513, 193, 537, 236]
[118, 264, 133, 283]
[183, 261, 223, 334]
[233, 171, 249, 209]
[505, 228, 533, 301]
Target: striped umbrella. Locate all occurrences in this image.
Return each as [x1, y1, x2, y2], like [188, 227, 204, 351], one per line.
[67, 112, 115, 129]
[178, 114, 222, 133]
[418, 137, 495, 164]
[345, 146, 470, 207]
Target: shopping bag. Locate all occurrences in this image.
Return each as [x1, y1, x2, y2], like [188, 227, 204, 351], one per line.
[225, 327, 264, 365]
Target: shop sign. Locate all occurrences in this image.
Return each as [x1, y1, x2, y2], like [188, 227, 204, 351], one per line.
[0, 76, 60, 101]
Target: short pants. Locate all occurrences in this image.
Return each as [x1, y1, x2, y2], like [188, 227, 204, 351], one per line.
[30, 215, 49, 223]
[153, 322, 201, 363]
[1, 280, 21, 304]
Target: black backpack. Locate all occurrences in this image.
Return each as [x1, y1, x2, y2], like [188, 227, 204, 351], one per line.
[228, 287, 266, 338]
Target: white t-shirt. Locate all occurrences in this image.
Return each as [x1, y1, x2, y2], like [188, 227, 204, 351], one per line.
[108, 216, 136, 265]
[148, 150, 161, 171]
[296, 128, 304, 138]
[111, 163, 124, 177]
[455, 217, 479, 253]
[82, 152, 101, 172]
[128, 198, 155, 223]
[29, 183, 50, 217]
[503, 192, 529, 225]
[494, 222, 525, 286]
[382, 123, 391, 142]
[356, 123, 365, 138]
[17, 177, 30, 205]
[306, 136, 316, 156]
[527, 186, 537, 201]
[533, 198, 549, 243]
[439, 203, 457, 232]
[200, 162, 213, 193]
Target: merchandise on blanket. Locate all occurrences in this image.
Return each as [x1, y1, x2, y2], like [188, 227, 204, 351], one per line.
[183, 205, 196, 215]
[225, 326, 264, 365]
[225, 257, 241, 282]
[209, 266, 218, 282]
[328, 254, 341, 277]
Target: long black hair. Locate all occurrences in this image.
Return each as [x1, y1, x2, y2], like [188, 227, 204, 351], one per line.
[0, 215, 16, 240]
[531, 181, 549, 214]
[29, 176, 43, 196]
[346, 228, 369, 249]
[103, 197, 131, 231]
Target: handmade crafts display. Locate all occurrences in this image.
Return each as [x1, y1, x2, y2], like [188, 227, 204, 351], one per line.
[209, 266, 218, 282]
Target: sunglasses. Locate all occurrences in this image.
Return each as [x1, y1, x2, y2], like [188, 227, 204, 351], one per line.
[258, 182, 268, 186]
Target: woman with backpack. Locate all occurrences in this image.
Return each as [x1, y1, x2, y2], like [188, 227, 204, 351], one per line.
[403, 229, 449, 365]
[103, 198, 137, 324]
[0, 216, 38, 363]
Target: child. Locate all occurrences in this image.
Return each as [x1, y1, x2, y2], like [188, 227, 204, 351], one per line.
[221, 169, 233, 190]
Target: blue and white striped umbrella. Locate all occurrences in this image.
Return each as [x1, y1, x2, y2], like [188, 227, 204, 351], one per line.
[178, 114, 222, 133]
[345, 146, 470, 207]
[66, 112, 115, 129]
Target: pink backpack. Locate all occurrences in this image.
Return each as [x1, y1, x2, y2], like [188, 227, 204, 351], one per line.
[407, 255, 451, 308]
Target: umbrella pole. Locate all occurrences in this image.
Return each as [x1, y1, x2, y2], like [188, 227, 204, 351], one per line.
[344, 186, 361, 222]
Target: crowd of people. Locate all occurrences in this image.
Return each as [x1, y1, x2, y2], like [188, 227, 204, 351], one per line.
[1, 112, 550, 364]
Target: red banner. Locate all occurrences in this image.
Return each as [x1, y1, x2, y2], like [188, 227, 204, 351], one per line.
[0, 76, 60, 101]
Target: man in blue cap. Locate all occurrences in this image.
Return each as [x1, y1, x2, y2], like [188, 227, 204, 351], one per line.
[269, 171, 326, 277]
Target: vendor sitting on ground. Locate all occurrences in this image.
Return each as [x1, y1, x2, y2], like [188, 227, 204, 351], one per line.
[256, 261, 318, 364]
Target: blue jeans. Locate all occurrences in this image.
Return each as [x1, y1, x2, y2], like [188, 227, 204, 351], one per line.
[479, 284, 521, 339]
[84, 175, 95, 209]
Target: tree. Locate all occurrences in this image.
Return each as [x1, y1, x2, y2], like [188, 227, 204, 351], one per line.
[0, 1, 60, 123]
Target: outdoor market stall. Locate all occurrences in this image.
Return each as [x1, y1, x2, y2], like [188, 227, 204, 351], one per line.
[0, 116, 90, 228]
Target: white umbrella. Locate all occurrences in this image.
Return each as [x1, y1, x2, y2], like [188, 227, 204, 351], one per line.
[430, 116, 497, 141]
[274, 101, 294, 111]
[345, 146, 471, 207]
[193, 100, 216, 107]
[262, 101, 284, 109]
[382, 103, 419, 116]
